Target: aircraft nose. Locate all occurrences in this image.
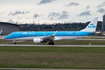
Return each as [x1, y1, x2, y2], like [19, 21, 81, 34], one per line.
[4, 36, 8, 39]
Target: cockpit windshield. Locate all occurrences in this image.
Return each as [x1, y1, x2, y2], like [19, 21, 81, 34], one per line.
[9, 33, 12, 35]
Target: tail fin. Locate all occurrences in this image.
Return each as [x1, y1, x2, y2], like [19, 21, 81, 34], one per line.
[81, 17, 98, 32]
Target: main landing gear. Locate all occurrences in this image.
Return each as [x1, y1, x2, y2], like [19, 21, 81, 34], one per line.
[48, 41, 54, 45]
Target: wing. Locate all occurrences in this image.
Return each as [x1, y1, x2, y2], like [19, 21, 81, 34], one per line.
[41, 31, 57, 43]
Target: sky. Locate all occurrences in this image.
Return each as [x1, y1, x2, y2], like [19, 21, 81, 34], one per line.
[0, 0, 105, 24]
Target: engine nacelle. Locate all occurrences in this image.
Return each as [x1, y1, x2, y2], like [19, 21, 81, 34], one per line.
[33, 38, 42, 43]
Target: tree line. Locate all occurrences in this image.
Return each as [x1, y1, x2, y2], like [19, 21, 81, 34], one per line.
[19, 21, 102, 31]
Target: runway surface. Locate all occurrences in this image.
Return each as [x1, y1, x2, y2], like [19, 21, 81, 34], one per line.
[0, 44, 105, 47]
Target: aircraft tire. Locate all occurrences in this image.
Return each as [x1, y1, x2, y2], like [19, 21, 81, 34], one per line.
[48, 41, 54, 45]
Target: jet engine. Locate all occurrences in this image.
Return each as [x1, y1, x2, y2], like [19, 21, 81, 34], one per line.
[33, 38, 43, 43]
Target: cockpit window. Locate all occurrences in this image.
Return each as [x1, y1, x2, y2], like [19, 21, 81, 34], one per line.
[9, 33, 12, 35]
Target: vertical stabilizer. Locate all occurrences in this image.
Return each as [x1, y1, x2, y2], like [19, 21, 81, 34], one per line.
[81, 17, 98, 32]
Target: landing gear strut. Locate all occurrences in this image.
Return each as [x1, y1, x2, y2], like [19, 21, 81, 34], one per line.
[48, 41, 54, 45]
[13, 40, 16, 44]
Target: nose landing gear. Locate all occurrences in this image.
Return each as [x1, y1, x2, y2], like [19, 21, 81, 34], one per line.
[13, 40, 16, 44]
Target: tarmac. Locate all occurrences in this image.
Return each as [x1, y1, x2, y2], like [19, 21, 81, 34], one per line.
[0, 44, 105, 47]
[0, 35, 6, 39]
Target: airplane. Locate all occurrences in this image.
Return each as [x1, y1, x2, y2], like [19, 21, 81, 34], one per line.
[5, 17, 98, 45]
[0, 27, 3, 35]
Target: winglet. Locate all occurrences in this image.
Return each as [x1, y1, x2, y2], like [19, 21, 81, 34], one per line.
[52, 30, 57, 36]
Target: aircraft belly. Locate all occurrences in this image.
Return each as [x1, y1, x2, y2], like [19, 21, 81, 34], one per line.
[61, 36, 78, 40]
[55, 36, 88, 41]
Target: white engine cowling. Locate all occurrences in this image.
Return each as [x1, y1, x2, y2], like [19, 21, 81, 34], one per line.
[33, 38, 42, 43]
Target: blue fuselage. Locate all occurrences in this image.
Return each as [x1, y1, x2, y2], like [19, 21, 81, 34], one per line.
[5, 31, 95, 41]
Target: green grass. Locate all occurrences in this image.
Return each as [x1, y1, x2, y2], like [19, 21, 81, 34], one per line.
[0, 46, 105, 69]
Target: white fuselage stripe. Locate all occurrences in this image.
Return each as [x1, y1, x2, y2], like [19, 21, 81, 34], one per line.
[7, 36, 89, 41]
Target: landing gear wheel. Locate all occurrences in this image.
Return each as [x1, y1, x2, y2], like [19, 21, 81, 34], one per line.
[48, 41, 54, 45]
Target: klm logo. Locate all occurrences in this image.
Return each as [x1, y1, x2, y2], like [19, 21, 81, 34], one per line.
[23, 32, 27, 34]
[88, 24, 96, 28]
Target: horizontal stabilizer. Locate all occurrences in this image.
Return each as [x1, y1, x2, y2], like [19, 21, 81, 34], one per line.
[88, 31, 96, 35]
